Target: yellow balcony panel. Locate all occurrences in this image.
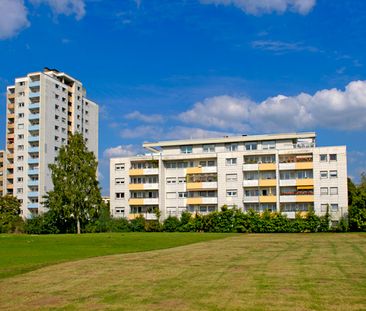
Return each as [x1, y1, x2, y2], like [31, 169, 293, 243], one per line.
[7, 113, 15, 119]
[296, 195, 314, 203]
[296, 179, 314, 187]
[7, 144, 14, 150]
[128, 213, 143, 220]
[8, 103, 14, 110]
[129, 169, 144, 176]
[128, 198, 144, 205]
[7, 94, 15, 99]
[7, 153, 14, 159]
[186, 182, 203, 190]
[259, 179, 277, 187]
[7, 123, 15, 129]
[6, 184, 13, 189]
[295, 162, 313, 170]
[187, 197, 203, 205]
[259, 195, 277, 203]
[7, 174, 14, 179]
[186, 167, 202, 174]
[7, 164, 14, 170]
[258, 163, 276, 171]
[7, 133, 14, 139]
[128, 184, 145, 190]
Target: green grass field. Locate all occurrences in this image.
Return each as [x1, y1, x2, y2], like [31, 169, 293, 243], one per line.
[0, 232, 231, 279]
[0, 233, 365, 310]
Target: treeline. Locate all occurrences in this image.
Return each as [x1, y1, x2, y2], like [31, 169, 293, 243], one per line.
[22, 206, 343, 234]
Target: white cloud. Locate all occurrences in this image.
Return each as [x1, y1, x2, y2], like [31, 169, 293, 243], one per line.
[200, 0, 316, 15]
[125, 111, 164, 123]
[0, 0, 29, 40]
[251, 40, 319, 53]
[30, 0, 86, 20]
[103, 144, 140, 158]
[179, 80, 366, 132]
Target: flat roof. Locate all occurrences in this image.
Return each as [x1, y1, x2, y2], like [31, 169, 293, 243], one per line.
[143, 132, 316, 150]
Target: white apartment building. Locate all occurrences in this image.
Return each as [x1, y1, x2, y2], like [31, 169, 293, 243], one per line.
[0, 150, 4, 197]
[4, 68, 98, 218]
[110, 132, 347, 222]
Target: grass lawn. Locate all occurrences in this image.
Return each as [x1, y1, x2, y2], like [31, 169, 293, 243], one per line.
[0, 232, 232, 279]
[0, 233, 365, 310]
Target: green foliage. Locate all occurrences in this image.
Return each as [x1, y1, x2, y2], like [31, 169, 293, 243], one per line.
[43, 133, 104, 233]
[129, 216, 146, 232]
[348, 174, 366, 231]
[163, 216, 181, 232]
[24, 211, 60, 234]
[0, 196, 24, 233]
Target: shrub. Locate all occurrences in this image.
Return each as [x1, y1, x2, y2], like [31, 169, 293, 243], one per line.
[130, 216, 146, 232]
[163, 216, 181, 232]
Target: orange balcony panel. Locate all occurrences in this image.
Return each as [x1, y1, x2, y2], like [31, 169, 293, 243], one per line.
[7, 123, 15, 129]
[7, 94, 15, 99]
[7, 143, 14, 150]
[8, 103, 14, 110]
[258, 163, 276, 171]
[7, 184, 13, 189]
[7, 113, 15, 119]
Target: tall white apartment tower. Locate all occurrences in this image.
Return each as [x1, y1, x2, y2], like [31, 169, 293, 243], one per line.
[110, 132, 348, 223]
[4, 68, 98, 218]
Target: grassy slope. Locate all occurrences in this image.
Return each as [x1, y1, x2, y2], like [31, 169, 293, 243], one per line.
[0, 232, 232, 279]
[0, 233, 365, 311]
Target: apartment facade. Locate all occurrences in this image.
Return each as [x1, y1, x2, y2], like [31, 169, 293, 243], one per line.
[4, 68, 98, 218]
[110, 132, 347, 223]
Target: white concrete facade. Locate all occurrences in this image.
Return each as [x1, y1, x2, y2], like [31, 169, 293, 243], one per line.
[4, 68, 98, 218]
[110, 132, 348, 223]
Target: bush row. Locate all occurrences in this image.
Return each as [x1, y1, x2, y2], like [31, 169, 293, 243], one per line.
[23, 206, 348, 234]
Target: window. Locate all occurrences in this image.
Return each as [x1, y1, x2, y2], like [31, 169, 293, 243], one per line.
[320, 187, 328, 195]
[17, 156, 24, 161]
[226, 189, 237, 197]
[245, 142, 257, 150]
[18, 124, 24, 129]
[321, 204, 328, 212]
[115, 208, 125, 216]
[180, 145, 193, 154]
[55, 94, 59, 99]
[17, 145, 24, 151]
[203, 144, 215, 153]
[17, 188, 23, 194]
[178, 192, 187, 198]
[55, 84, 59, 89]
[115, 192, 125, 199]
[226, 143, 238, 152]
[166, 192, 176, 199]
[329, 170, 338, 178]
[262, 141, 275, 150]
[226, 174, 238, 182]
[329, 154, 337, 161]
[18, 113, 24, 118]
[115, 178, 125, 185]
[320, 171, 328, 179]
[330, 187, 338, 195]
[17, 177, 23, 182]
[226, 158, 237, 165]
[115, 163, 125, 170]
[244, 171, 258, 180]
[178, 177, 186, 184]
[166, 177, 177, 184]
[18, 102, 24, 108]
[320, 154, 327, 162]
[331, 204, 339, 212]
[18, 134, 24, 140]
[55, 136, 59, 142]
[55, 115, 59, 120]
[17, 166, 23, 172]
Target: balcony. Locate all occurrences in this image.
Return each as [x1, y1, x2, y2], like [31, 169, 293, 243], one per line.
[28, 191, 39, 197]
[8, 103, 14, 110]
[259, 163, 276, 171]
[243, 180, 258, 187]
[7, 123, 15, 129]
[27, 203, 39, 209]
[128, 213, 157, 220]
[29, 102, 40, 110]
[129, 168, 159, 176]
[243, 196, 259, 203]
[243, 163, 259, 171]
[7, 93, 15, 99]
[128, 198, 159, 205]
[29, 92, 40, 99]
[186, 182, 218, 190]
[186, 166, 217, 174]
[7, 113, 15, 119]
[259, 195, 277, 203]
[28, 136, 39, 143]
[28, 146, 39, 153]
[29, 124, 40, 132]
[28, 169, 39, 175]
[28, 158, 39, 164]
[128, 183, 159, 190]
[186, 197, 218, 205]
[29, 114, 40, 121]
[258, 179, 277, 187]
[28, 180, 39, 187]
[29, 81, 40, 88]
[296, 179, 314, 187]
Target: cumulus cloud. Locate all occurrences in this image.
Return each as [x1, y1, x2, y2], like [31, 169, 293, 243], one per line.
[125, 111, 164, 123]
[199, 0, 316, 15]
[103, 144, 141, 158]
[179, 80, 366, 132]
[0, 0, 29, 39]
[251, 40, 319, 53]
[30, 0, 86, 20]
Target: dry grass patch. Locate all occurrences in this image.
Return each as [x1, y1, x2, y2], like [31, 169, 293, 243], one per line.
[0, 233, 365, 311]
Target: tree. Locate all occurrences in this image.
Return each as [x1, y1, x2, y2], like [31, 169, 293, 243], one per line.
[44, 133, 103, 234]
[348, 173, 366, 231]
[0, 195, 23, 233]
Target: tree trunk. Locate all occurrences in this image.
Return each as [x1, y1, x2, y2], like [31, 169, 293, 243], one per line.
[76, 217, 81, 234]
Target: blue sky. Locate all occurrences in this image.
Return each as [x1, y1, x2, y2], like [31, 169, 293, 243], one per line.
[1, 0, 366, 195]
